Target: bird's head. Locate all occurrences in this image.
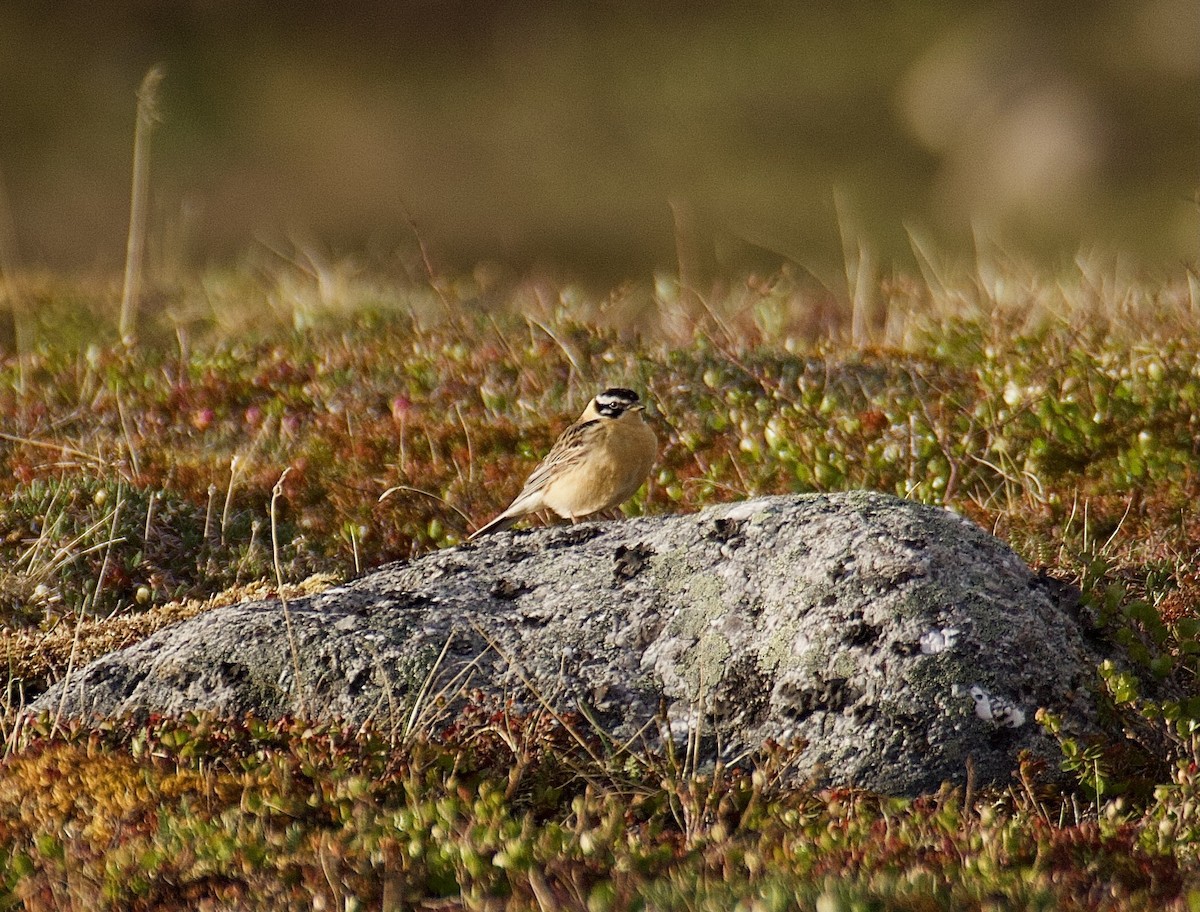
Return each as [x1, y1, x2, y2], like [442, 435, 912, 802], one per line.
[585, 387, 644, 420]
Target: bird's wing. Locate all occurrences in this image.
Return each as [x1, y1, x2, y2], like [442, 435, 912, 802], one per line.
[506, 418, 601, 511]
[469, 418, 606, 539]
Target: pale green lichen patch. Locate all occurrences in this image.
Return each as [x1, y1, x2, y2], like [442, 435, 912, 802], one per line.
[758, 614, 804, 675]
[649, 549, 736, 699]
[829, 649, 860, 682]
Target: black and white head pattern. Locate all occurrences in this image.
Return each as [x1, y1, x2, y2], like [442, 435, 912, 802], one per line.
[593, 387, 642, 418]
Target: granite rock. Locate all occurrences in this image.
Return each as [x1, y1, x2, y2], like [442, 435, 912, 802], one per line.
[33, 491, 1109, 795]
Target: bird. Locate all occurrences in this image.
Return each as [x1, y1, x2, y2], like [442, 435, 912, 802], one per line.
[469, 387, 657, 539]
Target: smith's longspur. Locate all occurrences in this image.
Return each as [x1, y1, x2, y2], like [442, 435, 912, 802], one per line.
[469, 387, 657, 538]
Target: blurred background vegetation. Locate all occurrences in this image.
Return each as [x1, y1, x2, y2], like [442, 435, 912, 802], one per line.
[0, 0, 1196, 285]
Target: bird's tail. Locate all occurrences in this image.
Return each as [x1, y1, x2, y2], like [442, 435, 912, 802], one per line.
[468, 512, 518, 540]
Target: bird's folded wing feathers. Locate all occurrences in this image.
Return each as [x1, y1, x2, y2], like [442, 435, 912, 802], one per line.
[470, 417, 605, 538]
[518, 419, 600, 496]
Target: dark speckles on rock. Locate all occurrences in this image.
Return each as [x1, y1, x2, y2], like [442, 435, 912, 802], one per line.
[613, 542, 655, 581]
[777, 676, 860, 722]
[852, 702, 878, 724]
[711, 656, 771, 727]
[548, 525, 602, 548]
[843, 620, 882, 648]
[986, 726, 1021, 750]
[708, 517, 746, 544]
[489, 577, 529, 600]
[346, 666, 371, 696]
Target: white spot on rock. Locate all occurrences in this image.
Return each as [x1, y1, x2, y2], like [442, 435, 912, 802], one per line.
[963, 684, 1026, 728]
[919, 627, 960, 654]
[722, 501, 767, 521]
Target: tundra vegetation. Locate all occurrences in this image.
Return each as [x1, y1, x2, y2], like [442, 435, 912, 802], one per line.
[1, 254, 1200, 909]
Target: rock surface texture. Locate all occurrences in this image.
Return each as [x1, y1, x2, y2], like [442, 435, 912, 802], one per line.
[34, 491, 1109, 795]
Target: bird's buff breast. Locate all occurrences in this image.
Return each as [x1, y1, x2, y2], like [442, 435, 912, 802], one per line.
[541, 421, 656, 519]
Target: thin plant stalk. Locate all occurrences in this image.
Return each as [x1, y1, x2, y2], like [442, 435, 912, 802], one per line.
[0, 164, 26, 391]
[119, 65, 165, 347]
[271, 467, 308, 717]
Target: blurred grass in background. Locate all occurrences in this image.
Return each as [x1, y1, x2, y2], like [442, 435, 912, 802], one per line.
[0, 0, 1196, 285]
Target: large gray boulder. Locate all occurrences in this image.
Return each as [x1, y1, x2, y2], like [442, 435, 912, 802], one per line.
[34, 491, 1108, 795]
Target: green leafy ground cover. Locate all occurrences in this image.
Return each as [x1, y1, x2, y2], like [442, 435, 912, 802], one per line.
[2, 259, 1200, 909]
